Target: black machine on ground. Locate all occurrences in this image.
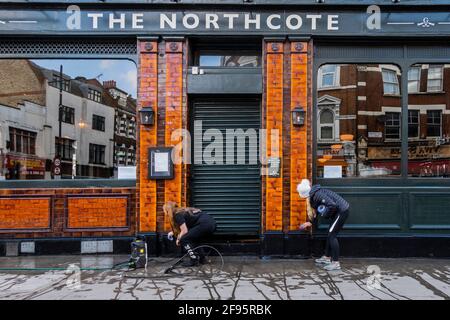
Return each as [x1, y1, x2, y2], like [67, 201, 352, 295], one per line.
[129, 236, 148, 269]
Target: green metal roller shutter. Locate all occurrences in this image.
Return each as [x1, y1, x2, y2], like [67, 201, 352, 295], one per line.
[191, 100, 261, 235]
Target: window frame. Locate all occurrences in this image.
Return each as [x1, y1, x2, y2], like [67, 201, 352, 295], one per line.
[59, 105, 75, 125]
[408, 66, 421, 93]
[384, 111, 402, 141]
[408, 109, 420, 139]
[92, 114, 106, 132]
[426, 109, 442, 138]
[382, 68, 400, 95]
[426, 65, 443, 92]
[318, 64, 340, 89]
[89, 143, 106, 165]
[88, 88, 102, 103]
[8, 127, 37, 155]
[318, 108, 335, 141]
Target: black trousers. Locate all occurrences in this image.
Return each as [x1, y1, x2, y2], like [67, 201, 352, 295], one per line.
[324, 210, 349, 262]
[180, 213, 216, 258]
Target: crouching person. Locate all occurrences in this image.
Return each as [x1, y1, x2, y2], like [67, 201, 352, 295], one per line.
[297, 179, 350, 271]
[163, 201, 216, 267]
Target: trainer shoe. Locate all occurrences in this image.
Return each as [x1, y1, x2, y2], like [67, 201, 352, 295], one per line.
[323, 261, 341, 271]
[314, 256, 331, 265]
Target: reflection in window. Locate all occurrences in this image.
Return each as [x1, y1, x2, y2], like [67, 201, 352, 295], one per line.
[9, 127, 36, 155]
[88, 88, 102, 103]
[408, 67, 421, 93]
[385, 112, 401, 140]
[198, 54, 261, 67]
[382, 68, 400, 95]
[427, 65, 443, 92]
[92, 114, 105, 132]
[427, 110, 442, 137]
[0, 59, 137, 180]
[319, 109, 335, 140]
[319, 65, 338, 88]
[408, 110, 420, 139]
[408, 64, 450, 177]
[89, 143, 106, 165]
[316, 64, 401, 178]
[55, 137, 75, 161]
[60, 105, 75, 125]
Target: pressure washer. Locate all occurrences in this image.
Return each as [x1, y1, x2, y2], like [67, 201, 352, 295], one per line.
[128, 236, 148, 270]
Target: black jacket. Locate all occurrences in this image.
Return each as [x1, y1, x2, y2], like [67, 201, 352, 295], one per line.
[309, 185, 349, 219]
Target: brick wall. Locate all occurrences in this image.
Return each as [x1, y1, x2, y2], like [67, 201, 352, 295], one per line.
[0, 60, 45, 108]
[0, 187, 136, 238]
[137, 40, 159, 233]
[265, 40, 284, 232]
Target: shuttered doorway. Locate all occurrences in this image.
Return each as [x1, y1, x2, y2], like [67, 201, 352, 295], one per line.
[190, 99, 261, 236]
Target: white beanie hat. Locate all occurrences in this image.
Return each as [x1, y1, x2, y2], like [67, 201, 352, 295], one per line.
[297, 179, 311, 198]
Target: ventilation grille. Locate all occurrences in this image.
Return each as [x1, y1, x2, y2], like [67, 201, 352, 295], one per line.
[0, 39, 137, 56]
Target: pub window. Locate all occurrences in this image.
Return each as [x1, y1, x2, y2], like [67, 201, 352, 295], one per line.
[382, 68, 400, 95]
[0, 59, 136, 181]
[190, 38, 262, 68]
[198, 53, 261, 67]
[408, 64, 450, 177]
[385, 112, 401, 140]
[408, 67, 421, 93]
[427, 65, 443, 92]
[92, 114, 105, 132]
[316, 64, 401, 178]
[427, 110, 442, 137]
[319, 65, 339, 88]
[88, 88, 102, 103]
[59, 105, 75, 125]
[9, 127, 36, 155]
[89, 143, 106, 165]
[55, 137, 75, 161]
[408, 110, 420, 139]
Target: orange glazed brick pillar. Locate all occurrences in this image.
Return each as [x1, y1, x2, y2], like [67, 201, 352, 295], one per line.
[284, 38, 311, 256]
[137, 39, 159, 242]
[164, 38, 185, 231]
[262, 39, 285, 255]
[290, 41, 309, 231]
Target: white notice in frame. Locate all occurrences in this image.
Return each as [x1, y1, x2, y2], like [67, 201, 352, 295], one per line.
[154, 152, 169, 173]
[324, 165, 342, 178]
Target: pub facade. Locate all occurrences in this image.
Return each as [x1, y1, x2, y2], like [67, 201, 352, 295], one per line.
[1, 0, 450, 257]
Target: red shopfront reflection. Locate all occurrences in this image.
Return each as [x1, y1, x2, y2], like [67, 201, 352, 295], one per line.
[5, 154, 45, 180]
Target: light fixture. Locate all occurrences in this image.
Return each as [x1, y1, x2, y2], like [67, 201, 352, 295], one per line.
[139, 106, 155, 125]
[292, 106, 306, 126]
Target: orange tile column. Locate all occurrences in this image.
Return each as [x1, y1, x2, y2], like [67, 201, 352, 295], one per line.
[138, 40, 158, 233]
[265, 41, 284, 232]
[164, 39, 184, 231]
[290, 41, 309, 230]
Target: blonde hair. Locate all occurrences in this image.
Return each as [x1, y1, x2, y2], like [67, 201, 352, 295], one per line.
[163, 201, 181, 237]
[306, 198, 316, 235]
[163, 202, 202, 237]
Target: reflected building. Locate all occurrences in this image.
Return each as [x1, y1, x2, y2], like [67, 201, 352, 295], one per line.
[0, 60, 136, 180]
[317, 63, 450, 178]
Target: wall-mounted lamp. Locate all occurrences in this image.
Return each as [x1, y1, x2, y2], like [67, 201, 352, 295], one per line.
[139, 106, 155, 125]
[292, 107, 306, 126]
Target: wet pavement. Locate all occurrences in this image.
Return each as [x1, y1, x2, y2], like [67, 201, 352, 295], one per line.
[0, 255, 449, 300]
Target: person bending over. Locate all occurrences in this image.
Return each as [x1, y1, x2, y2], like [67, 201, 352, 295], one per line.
[163, 201, 216, 267]
[297, 179, 350, 271]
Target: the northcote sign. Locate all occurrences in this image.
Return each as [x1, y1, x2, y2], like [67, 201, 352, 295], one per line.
[0, 7, 450, 36]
